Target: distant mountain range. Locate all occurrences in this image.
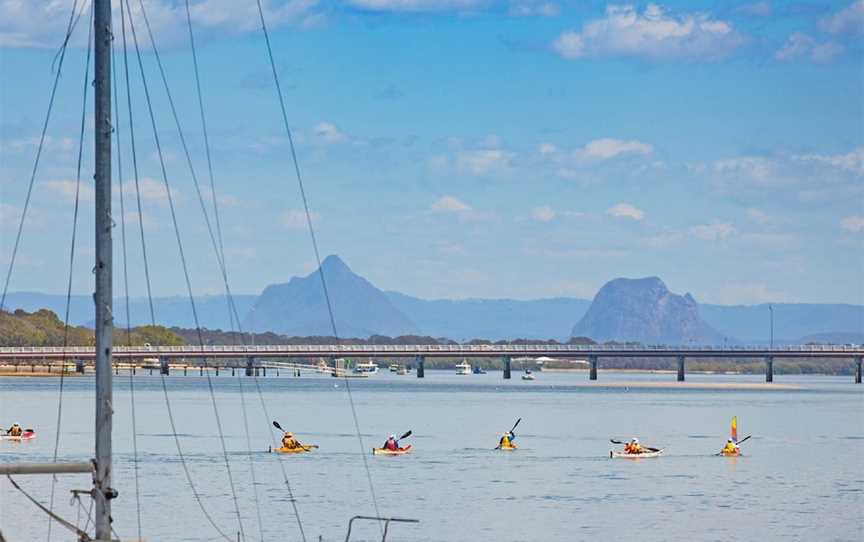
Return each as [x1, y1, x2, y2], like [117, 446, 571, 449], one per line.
[3, 255, 862, 344]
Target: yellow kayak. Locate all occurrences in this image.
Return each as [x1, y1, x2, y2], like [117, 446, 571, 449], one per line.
[270, 444, 317, 454]
[498, 443, 517, 451]
[372, 445, 412, 456]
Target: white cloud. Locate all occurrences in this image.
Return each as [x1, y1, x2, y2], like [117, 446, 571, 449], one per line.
[820, 0, 864, 36]
[314, 122, 346, 144]
[745, 208, 773, 225]
[0, 0, 322, 49]
[553, 4, 744, 61]
[537, 143, 558, 155]
[775, 32, 843, 63]
[574, 138, 653, 162]
[42, 180, 94, 203]
[606, 202, 644, 220]
[345, 0, 484, 12]
[509, 1, 559, 17]
[1, 135, 75, 153]
[121, 177, 180, 207]
[529, 206, 556, 222]
[735, 1, 772, 17]
[456, 149, 513, 174]
[793, 146, 864, 176]
[690, 222, 737, 241]
[641, 230, 684, 248]
[841, 215, 864, 233]
[711, 156, 786, 185]
[279, 208, 320, 231]
[430, 196, 471, 213]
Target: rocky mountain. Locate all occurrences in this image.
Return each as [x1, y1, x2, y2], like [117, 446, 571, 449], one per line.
[572, 277, 723, 345]
[243, 255, 419, 337]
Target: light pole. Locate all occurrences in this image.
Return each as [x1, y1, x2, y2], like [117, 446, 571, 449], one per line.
[769, 304, 774, 350]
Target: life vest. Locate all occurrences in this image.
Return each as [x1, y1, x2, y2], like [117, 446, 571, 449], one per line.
[8, 426, 21, 437]
[500, 435, 511, 447]
[384, 439, 398, 450]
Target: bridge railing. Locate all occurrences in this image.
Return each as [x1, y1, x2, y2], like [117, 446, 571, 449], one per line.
[0, 344, 861, 355]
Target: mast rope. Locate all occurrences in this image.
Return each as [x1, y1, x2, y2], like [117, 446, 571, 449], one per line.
[6, 476, 92, 542]
[123, 1, 244, 539]
[0, 0, 82, 312]
[254, 0, 384, 529]
[111, 20, 144, 541]
[179, 0, 267, 538]
[46, 6, 93, 541]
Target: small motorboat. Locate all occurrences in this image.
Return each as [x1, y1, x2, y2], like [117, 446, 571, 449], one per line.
[473, 366, 486, 374]
[455, 360, 472, 375]
[521, 369, 535, 381]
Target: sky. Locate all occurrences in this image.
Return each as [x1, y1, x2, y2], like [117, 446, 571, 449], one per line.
[0, 0, 862, 305]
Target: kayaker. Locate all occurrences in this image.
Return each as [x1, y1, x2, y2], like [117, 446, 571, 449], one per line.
[498, 431, 516, 448]
[6, 423, 22, 437]
[281, 431, 300, 450]
[624, 438, 643, 455]
[383, 434, 400, 451]
[721, 438, 739, 455]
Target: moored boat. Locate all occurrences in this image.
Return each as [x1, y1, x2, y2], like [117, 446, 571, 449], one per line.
[455, 360, 472, 375]
[353, 360, 379, 374]
[521, 369, 535, 381]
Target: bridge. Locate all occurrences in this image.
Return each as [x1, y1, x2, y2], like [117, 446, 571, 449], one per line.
[1, 344, 861, 382]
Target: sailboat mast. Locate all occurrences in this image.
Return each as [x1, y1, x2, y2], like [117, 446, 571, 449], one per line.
[93, 0, 114, 538]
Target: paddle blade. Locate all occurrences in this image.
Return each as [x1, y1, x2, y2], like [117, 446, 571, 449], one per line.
[610, 439, 624, 444]
[511, 418, 522, 433]
[731, 416, 738, 442]
[272, 421, 283, 431]
[737, 435, 752, 445]
[400, 430, 413, 440]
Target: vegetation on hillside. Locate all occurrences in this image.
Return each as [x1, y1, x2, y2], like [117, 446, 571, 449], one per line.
[0, 309, 183, 347]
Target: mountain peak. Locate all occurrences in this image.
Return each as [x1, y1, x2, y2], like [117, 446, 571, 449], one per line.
[572, 276, 720, 345]
[320, 254, 351, 274]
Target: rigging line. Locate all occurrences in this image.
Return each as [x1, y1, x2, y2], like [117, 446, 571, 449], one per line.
[123, 2, 241, 540]
[7, 476, 92, 542]
[46, 8, 93, 542]
[50, 0, 85, 74]
[132, 3, 247, 539]
[0, 0, 83, 312]
[253, 0, 383, 530]
[237, 375, 265, 542]
[179, 5, 267, 538]
[112, 27, 143, 542]
[118, 0, 155, 325]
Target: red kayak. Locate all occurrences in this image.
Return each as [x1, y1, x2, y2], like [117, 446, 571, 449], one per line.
[1, 430, 35, 442]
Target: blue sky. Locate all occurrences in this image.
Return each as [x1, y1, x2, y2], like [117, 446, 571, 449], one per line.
[1, 0, 862, 305]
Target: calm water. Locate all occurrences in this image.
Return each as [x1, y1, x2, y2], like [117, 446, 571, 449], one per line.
[0, 371, 862, 541]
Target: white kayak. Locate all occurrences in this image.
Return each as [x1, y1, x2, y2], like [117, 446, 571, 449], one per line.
[610, 449, 664, 459]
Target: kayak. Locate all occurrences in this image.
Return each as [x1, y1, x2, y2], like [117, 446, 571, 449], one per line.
[1, 430, 35, 442]
[270, 444, 316, 454]
[610, 449, 664, 459]
[498, 443, 517, 451]
[719, 450, 741, 457]
[372, 444, 412, 456]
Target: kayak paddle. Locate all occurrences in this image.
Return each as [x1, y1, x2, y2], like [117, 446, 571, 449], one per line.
[736, 435, 752, 445]
[510, 418, 521, 434]
[399, 430, 413, 440]
[273, 420, 284, 432]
